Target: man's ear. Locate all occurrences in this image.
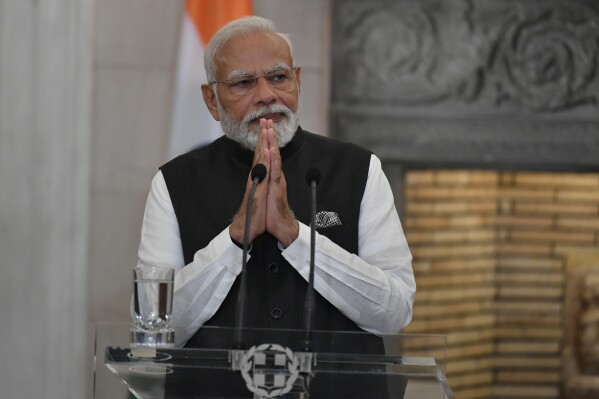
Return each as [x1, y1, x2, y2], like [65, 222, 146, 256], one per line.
[201, 84, 220, 121]
[294, 66, 302, 94]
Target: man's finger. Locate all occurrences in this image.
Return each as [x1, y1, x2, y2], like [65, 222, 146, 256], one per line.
[253, 118, 270, 167]
[269, 127, 282, 181]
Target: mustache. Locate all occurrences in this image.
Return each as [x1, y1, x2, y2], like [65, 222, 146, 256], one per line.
[242, 104, 292, 125]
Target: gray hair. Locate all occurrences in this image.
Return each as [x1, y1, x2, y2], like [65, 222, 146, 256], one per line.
[204, 16, 294, 83]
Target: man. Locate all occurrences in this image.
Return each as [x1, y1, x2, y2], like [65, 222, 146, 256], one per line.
[138, 15, 415, 355]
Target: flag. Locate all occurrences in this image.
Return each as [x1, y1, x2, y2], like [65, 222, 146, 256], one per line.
[168, 0, 253, 160]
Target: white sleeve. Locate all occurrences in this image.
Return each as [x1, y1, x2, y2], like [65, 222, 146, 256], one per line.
[282, 154, 416, 335]
[136, 171, 244, 346]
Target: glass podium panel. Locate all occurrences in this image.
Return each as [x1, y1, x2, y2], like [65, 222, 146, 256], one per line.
[94, 322, 454, 399]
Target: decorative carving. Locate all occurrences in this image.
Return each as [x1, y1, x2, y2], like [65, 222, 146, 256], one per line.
[564, 267, 599, 398]
[489, 3, 599, 111]
[336, 0, 486, 105]
[333, 0, 599, 113]
[578, 272, 599, 374]
[332, 0, 599, 169]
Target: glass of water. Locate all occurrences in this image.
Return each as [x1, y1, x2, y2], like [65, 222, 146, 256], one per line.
[131, 265, 175, 348]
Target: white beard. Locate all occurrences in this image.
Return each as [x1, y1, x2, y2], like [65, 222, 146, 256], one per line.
[218, 102, 300, 151]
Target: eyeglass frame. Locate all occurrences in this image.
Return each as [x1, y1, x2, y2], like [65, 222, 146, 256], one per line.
[209, 66, 299, 96]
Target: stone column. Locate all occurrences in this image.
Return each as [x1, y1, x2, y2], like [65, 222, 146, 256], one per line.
[0, 0, 92, 398]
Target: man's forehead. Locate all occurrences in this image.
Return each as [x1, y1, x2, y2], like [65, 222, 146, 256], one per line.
[215, 32, 293, 76]
[226, 64, 292, 79]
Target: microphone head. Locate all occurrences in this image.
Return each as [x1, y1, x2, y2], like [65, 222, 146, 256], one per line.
[305, 168, 321, 185]
[251, 163, 267, 183]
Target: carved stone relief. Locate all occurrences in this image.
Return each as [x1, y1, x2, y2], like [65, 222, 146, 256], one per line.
[489, 2, 599, 112]
[333, 0, 599, 114]
[332, 0, 599, 170]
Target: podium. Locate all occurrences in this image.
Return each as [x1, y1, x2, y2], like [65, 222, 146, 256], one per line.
[94, 322, 454, 399]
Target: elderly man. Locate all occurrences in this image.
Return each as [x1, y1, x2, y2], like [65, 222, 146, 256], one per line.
[137, 16, 415, 354]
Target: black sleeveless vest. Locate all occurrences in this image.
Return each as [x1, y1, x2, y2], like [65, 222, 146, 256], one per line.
[161, 128, 382, 353]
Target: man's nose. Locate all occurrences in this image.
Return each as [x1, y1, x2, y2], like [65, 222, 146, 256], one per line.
[253, 76, 276, 105]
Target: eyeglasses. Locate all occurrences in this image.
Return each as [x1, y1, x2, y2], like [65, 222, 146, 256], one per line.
[210, 67, 298, 96]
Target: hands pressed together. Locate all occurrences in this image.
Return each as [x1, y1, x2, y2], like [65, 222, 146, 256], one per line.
[229, 119, 299, 248]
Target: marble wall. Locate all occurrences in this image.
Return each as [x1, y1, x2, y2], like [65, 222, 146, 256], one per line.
[0, 0, 93, 398]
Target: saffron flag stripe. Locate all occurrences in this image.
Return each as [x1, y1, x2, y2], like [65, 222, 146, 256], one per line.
[187, 0, 254, 46]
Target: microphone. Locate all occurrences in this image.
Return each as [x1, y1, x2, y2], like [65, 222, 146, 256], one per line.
[302, 168, 321, 352]
[250, 163, 267, 185]
[233, 163, 267, 349]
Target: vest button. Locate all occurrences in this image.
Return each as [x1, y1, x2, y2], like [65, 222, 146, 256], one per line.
[268, 263, 279, 274]
[271, 308, 283, 319]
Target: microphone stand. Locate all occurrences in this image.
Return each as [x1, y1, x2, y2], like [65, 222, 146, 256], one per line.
[298, 168, 321, 396]
[302, 169, 320, 352]
[233, 164, 266, 349]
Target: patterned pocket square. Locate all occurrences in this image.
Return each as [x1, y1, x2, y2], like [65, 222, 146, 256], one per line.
[314, 211, 342, 229]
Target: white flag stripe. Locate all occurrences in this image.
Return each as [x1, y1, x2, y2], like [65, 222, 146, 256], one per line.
[168, 14, 222, 161]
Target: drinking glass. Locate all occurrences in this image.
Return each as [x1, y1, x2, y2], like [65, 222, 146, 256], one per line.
[131, 265, 175, 348]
